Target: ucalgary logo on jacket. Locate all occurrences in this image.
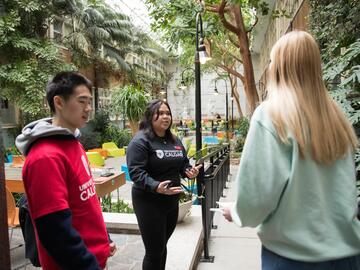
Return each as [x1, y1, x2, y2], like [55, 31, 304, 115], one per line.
[79, 154, 96, 201]
[156, 150, 165, 159]
[156, 149, 183, 159]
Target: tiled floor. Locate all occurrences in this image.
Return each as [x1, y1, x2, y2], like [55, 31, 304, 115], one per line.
[10, 229, 144, 270]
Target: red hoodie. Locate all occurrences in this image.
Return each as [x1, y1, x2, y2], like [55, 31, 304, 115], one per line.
[23, 137, 110, 269]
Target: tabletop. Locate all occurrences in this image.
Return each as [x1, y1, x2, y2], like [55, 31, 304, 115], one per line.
[4, 164, 125, 197]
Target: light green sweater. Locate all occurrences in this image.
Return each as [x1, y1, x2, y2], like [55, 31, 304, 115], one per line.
[231, 102, 360, 262]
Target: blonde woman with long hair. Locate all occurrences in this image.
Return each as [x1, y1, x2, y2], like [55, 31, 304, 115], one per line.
[222, 31, 360, 269]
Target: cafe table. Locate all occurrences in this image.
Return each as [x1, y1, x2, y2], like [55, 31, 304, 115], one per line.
[4, 164, 125, 197]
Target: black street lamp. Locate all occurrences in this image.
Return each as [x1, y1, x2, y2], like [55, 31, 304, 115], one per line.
[213, 78, 229, 141]
[159, 86, 167, 102]
[194, 10, 213, 263]
[195, 12, 211, 156]
[179, 67, 195, 90]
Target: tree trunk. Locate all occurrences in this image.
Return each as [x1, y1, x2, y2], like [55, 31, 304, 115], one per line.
[129, 120, 139, 136]
[214, 1, 260, 115]
[229, 75, 243, 118]
[233, 5, 259, 114]
[0, 126, 11, 270]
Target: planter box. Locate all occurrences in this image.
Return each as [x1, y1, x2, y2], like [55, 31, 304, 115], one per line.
[12, 155, 25, 166]
[230, 158, 240, 165]
[177, 196, 196, 223]
[6, 154, 13, 163]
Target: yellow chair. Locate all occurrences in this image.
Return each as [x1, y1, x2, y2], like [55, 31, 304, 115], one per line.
[88, 148, 108, 158]
[86, 152, 105, 167]
[102, 142, 124, 157]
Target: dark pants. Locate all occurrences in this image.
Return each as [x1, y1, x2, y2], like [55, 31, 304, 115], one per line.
[262, 246, 360, 270]
[132, 188, 179, 270]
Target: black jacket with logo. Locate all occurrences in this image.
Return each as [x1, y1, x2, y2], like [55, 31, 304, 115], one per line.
[126, 130, 191, 193]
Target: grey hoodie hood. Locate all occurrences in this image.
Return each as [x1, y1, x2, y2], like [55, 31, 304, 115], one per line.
[15, 117, 81, 156]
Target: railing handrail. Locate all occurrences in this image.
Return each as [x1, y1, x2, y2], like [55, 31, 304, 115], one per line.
[195, 143, 231, 262]
[189, 144, 229, 163]
[204, 154, 228, 179]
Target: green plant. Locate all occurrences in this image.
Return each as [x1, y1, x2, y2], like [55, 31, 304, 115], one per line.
[238, 117, 250, 138]
[3, 145, 22, 162]
[101, 196, 134, 213]
[230, 152, 241, 159]
[179, 177, 196, 203]
[187, 120, 195, 131]
[7, 145, 21, 155]
[234, 137, 246, 153]
[184, 139, 191, 155]
[79, 131, 102, 151]
[89, 109, 111, 134]
[308, 0, 360, 171]
[109, 84, 149, 135]
[0, 0, 75, 116]
[102, 124, 132, 148]
[146, 0, 268, 114]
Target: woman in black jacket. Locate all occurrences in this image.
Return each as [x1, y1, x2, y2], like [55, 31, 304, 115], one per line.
[126, 99, 201, 270]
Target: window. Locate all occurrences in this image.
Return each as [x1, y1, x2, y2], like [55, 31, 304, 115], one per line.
[53, 19, 63, 44]
[0, 99, 8, 109]
[0, 99, 16, 126]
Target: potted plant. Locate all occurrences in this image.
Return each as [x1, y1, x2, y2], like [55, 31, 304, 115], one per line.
[7, 146, 25, 166]
[109, 85, 149, 136]
[178, 177, 197, 223]
[4, 147, 13, 163]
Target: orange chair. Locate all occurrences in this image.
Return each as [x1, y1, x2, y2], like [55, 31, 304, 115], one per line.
[88, 148, 108, 159]
[217, 132, 224, 139]
[6, 186, 22, 247]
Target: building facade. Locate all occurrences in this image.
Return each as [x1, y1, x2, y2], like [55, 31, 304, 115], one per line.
[252, 0, 310, 99]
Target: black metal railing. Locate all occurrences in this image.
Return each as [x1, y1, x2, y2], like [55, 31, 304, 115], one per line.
[191, 144, 230, 262]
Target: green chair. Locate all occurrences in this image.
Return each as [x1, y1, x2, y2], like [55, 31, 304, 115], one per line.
[86, 152, 105, 167]
[102, 142, 124, 157]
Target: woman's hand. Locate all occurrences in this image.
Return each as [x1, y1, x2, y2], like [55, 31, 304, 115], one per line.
[222, 207, 233, 222]
[156, 180, 183, 195]
[109, 242, 117, 256]
[185, 164, 203, 179]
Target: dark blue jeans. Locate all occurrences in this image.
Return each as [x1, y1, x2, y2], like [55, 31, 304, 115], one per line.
[262, 246, 360, 270]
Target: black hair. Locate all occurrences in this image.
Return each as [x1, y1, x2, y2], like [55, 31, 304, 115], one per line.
[46, 71, 92, 113]
[139, 99, 175, 143]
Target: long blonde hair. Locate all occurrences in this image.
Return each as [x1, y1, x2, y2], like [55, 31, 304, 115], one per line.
[266, 31, 357, 164]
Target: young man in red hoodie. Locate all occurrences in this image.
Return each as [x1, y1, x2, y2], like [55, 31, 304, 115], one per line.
[16, 71, 116, 269]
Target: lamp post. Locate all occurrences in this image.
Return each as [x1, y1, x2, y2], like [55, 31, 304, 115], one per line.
[179, 67, 195, 90]
[195, 12, 210, 155]
[160, 86, 167, 102]
[195, 10, 213, 263]
[214, 78, 229, 141]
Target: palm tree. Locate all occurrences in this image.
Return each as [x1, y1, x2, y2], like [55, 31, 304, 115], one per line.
[64, 0, 133, 110]
[123, 29, 169, 96]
